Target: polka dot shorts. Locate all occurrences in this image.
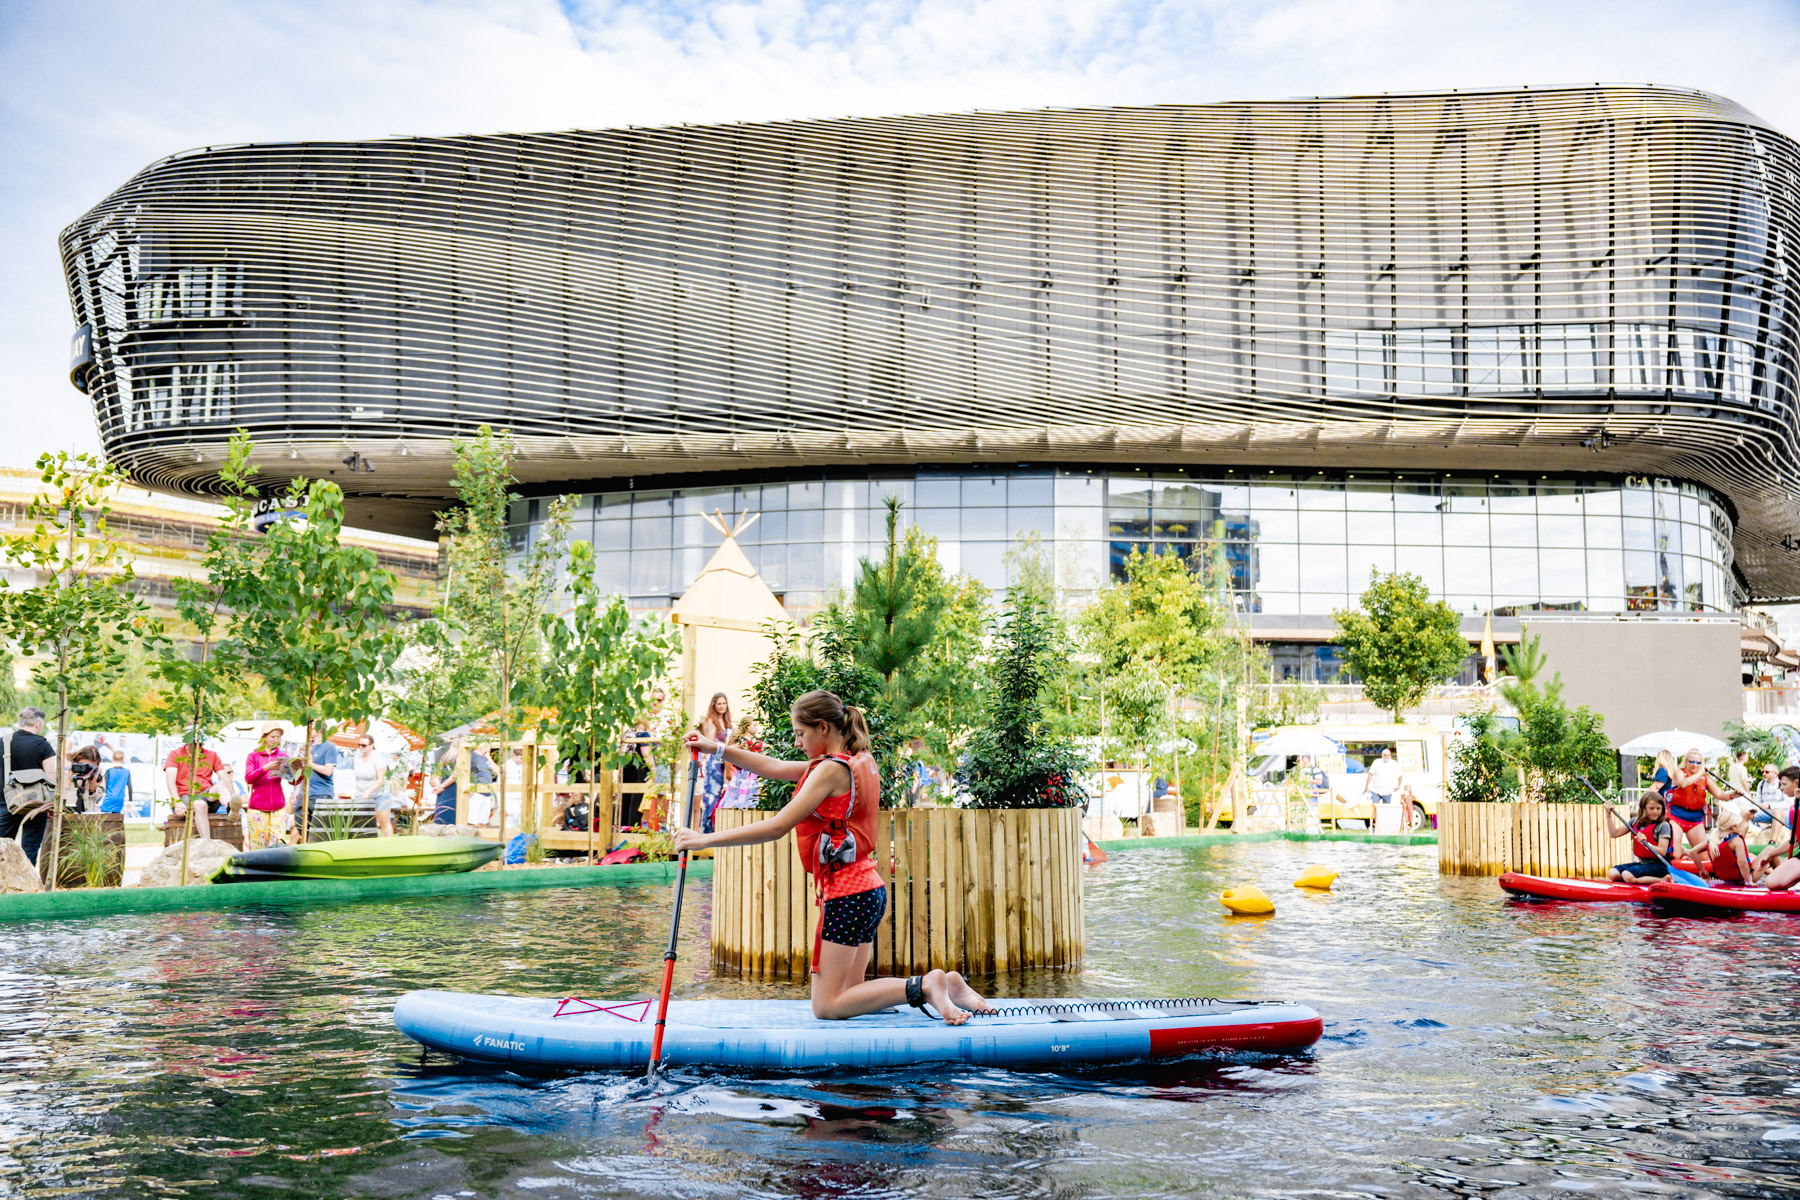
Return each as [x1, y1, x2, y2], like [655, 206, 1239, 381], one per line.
[819, 886, 889, 948]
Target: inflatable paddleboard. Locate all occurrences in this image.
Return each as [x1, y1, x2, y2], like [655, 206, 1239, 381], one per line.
[211, 835, 501, 883]
[393, 990, 1323, 1071]
[1499, 873, 1657, 903]
[1648, 880, 1800, 914]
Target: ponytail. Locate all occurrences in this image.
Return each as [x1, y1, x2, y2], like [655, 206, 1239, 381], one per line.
[842, 705, 871, 756]
[790, 689, 871, 755]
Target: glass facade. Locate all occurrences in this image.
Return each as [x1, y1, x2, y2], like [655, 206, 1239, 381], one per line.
[516, 468, 1737, 617]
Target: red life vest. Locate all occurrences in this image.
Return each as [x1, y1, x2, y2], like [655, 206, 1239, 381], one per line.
[794, 752, 882, 896]
[1668, 775, 1709, 817]
[793, 751, 884, 973]
[1630, 820, 1666, 861]
[1712, 832, 1748, 883]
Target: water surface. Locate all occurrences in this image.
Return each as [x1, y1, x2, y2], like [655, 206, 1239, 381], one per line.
[4, 841, 1799, 1198]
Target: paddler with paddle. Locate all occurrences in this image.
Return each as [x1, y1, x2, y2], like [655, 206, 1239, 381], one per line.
[1752, 765, 1800, 891]
[1665, 748, 1744, 874]
[1603, 791, 1675, 884]
[672, 689, 997, 1025]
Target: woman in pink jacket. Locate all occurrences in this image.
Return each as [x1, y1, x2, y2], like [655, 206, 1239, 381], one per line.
[242, 724, 292, 848]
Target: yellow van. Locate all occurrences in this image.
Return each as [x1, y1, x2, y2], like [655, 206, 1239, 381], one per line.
[1248, 723, 1444, 831]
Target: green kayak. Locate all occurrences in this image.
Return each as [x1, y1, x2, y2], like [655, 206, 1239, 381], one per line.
[209, 835, 502, 883]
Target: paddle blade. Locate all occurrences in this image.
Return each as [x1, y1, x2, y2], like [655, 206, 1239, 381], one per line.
[1669, 867, 1709, 888]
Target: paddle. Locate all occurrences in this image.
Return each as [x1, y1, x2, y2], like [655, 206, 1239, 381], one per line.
[647, 737, 702, 1081]
[1577, 776, 1707, 887]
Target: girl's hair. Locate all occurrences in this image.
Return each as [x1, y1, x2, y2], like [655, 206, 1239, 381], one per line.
[698, 692, 732, 732]
[1712, 805, 1748, 841]
[73, 745, 101, 764]
[1633, 791, 1667, 825]
[1654, 749, 1677, 773]
[790, 690, 871, 755]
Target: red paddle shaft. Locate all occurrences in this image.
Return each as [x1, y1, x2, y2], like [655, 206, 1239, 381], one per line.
[647, 738, 703, 1078]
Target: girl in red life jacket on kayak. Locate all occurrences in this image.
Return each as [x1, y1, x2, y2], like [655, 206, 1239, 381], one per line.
[1604, 792, 1674, 883]
[1705, 805, 1757, 885]
[672, 689, 996, 1025]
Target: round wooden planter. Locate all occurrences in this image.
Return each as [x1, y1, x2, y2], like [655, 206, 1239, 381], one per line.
[1437, 801, 1631, 878]
[711, 806, 1085, 980]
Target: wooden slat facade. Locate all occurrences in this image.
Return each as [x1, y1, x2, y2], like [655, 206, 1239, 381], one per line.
[1437, 801, 1633, 878]
[712, 806, 1086, 979]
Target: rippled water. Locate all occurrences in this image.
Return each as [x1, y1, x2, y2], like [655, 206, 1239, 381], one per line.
[4, 840, 1800, 1198]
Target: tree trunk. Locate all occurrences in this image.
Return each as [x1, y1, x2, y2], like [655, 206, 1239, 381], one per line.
[299, 719, 315, 844]
[496, 648, 509, 869]
[46, 670, 69, 891]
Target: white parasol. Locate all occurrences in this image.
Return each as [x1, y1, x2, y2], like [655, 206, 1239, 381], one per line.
[1616, 729, 1730, 760]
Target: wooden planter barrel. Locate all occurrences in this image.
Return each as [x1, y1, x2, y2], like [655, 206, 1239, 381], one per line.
[1437, 801, 1631, 878]
[712, 807, 1085, 980]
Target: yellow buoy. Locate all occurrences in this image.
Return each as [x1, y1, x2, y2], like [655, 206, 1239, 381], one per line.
[1220, 885, 1275, 915]
[1293, 865, 1338, 890]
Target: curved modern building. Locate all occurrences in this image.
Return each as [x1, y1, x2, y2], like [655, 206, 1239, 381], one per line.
[59, 85, 1800, 622]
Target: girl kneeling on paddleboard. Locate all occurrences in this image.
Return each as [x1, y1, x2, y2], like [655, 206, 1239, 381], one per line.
[673, 690, 995, 1025]
[1605, 793, 1673, 883]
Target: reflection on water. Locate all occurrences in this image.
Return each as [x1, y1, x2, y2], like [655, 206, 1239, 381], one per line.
[4, 841, 1800, 1197]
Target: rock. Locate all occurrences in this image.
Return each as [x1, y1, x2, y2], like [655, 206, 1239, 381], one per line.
[133, 838, 237, 887]
[1082, 812, 1123, 844]
[420, 823, 483, 838]
[0, 839, 43, 894]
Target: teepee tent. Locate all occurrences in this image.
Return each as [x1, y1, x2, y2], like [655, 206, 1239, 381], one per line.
[670, 511, 790, 729]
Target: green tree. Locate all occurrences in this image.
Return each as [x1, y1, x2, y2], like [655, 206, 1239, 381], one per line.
[908, 561, 991, 771]
[1446, 709, 1520, 805]
[524, 538, 675, 803]
[385, 618, 487, 756]
[1724, 719, 1787, 774]
[438, 425, 577, 837]
[957, 599, 1088, 809]
[1331, 570, 1469, 722]
[1498, 631, 1560, 710]
[827, 498, 947, 736]
[1109, 662, 1172, 771]
[0, 452, 164, 885]
[75, 646, 166, 733]
[148, 432, 262, 878]
[1080, 547, 1223, 695]
[747, 622, 896, 809]
[227, 477, 402, 839]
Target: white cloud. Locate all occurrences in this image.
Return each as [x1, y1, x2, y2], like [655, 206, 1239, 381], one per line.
[2, 0, 1797, 467]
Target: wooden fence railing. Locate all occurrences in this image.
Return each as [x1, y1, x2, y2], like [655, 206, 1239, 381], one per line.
[1438, 801, 1631, 878]
[448, 741, 657, 863]
[712, 806, 1085, 980]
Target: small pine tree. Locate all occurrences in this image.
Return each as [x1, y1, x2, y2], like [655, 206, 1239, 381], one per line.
[957, 599, 1087, 809]
[831, 497, 948, 736]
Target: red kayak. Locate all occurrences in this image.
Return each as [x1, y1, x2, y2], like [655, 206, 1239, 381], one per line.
[1647, 880, 1800, 913]
[1499, 873, 1657, 903]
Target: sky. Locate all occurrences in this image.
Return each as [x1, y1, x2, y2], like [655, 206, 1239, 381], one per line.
[3, 0, 1799, 470]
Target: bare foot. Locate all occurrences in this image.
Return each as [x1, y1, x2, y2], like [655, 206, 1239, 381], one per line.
[920, 970, 969, 1025]
[945, 971, 996, 1015]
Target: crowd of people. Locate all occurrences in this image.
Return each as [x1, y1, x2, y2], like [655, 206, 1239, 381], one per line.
[1606, 747, 1800, 889]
